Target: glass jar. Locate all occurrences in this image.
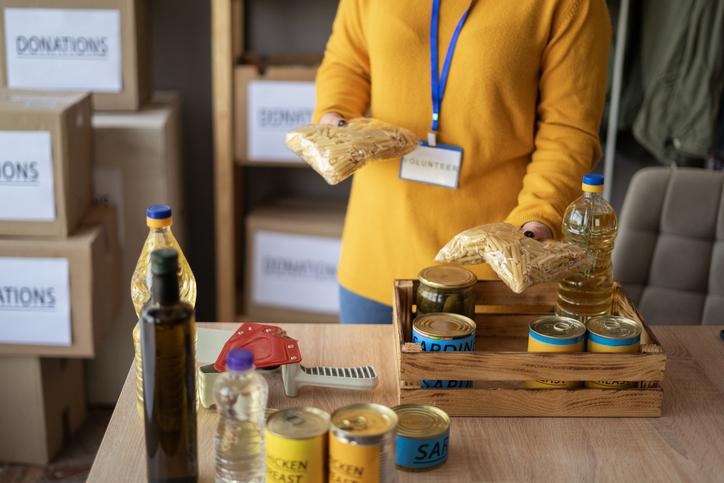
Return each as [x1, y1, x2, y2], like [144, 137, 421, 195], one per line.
[416, 265, 477, 318]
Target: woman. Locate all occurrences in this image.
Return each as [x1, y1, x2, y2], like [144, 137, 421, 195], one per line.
[314, 0, 611, 323]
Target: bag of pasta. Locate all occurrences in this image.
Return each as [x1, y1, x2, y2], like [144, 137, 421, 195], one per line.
[435, 223, 593, 293]
[285, 118, 418, 185]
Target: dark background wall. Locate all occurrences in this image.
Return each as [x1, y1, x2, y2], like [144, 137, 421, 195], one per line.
[147, 0, 338, 321]
[150, 0, 215, 320]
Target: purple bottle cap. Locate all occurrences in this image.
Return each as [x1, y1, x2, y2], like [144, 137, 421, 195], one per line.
[227, 348, 254, 371]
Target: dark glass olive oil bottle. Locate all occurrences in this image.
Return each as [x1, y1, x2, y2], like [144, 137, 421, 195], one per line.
[141, 248, 198, 483]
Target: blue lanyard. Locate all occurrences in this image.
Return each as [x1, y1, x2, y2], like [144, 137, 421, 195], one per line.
[430, 0, 475, 134]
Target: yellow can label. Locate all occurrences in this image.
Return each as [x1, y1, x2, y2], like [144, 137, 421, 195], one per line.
[266, 431, 325, 483]
[329, 434, 380, 483]
[585, 339, 641, 389]
[527, 334, 585, 389]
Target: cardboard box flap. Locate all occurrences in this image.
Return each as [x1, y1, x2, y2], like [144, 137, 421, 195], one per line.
[0, 88, 89, 113]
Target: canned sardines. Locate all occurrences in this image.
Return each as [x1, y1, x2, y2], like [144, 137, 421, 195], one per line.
[585, 315, 642, 389]
[526, 316, 586, 389]
[393, 404, 450, 472]
[266, 407, 329, 483]
[329, 403, 398, 483]
[417, 265, 477, 318]
[412, 313, 476, 388]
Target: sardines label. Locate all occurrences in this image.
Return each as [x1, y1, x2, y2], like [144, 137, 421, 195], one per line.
[3, 8, 122, 92]
[0, 131, 55, 221]
[329, 435, 380, 483]
[413, 329, 474, 388]
[396, 434, 449, 470]
[266, 432, 324, 483]
[0, 257, 71, 346]
[247, 80, 315, 162]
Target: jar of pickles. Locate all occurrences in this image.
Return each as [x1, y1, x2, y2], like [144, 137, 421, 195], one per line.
[416, 265, 477, 318]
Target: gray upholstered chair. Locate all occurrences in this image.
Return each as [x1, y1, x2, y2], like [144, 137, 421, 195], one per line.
[613, 167, 724, 324]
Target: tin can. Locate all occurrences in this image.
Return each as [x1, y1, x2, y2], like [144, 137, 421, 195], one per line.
[412, 313, 476, 389]
[585, 315, 642, 389]
[266, 407, 330, 483]
[329, 403, 398, 483]
[392, 404, 450, 472]
[417, 265, 477, 318]
[526, 316, 586, 389]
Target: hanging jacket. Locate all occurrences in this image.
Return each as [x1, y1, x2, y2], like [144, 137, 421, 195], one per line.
[631, 0, 724, 164]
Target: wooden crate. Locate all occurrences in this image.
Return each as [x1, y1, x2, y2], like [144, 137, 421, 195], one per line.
[393, 280, 666, 417]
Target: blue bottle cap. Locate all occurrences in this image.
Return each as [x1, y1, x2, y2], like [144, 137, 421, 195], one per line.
[146, 204, 172, 220]
[227, 349, 254, 371]
[582, 173, 604, 186]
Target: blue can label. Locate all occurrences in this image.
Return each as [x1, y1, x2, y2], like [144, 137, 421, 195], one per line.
[412, 329, 475, 388]
[396, 433, 449, 470]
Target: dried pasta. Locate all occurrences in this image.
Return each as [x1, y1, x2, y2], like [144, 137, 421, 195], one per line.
[435, 223, 593, 293]
[285, 118, 418, 185]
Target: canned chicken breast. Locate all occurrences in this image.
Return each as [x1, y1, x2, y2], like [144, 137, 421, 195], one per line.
[412, 313, 476, 388]
[585, 315, 641, 389]
[526, 315, 586, 389]
[266, 407, 329, 483]
[393, 404, 450, 472]
[329, 403, 398, 483]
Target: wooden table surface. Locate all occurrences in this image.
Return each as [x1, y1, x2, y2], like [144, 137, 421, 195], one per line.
[88, 323, 724, 482]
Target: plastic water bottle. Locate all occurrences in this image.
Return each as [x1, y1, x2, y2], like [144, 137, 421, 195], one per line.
[556, 173, 618, 321]
[214, 349, 269, 483]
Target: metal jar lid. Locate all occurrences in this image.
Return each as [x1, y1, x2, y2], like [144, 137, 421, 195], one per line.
[586, 315, 641, 341]
[267, 407, 330, 439]
[331, 403, 398, 437]
[413, 313, 477, 339]
[393, 404, 450, 439]
[418, 265, 477, 290]
[529, 316, 586, 341]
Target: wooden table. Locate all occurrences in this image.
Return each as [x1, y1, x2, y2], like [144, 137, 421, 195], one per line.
[88, 323, 724, 482]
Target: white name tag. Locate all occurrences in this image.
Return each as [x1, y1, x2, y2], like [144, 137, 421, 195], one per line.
[400, 143, 463, 189]
[247, 80, 315, 162]
[4, 8, 122, 93]
[0, 130, 55, 221]
[0, 257, 71, 346]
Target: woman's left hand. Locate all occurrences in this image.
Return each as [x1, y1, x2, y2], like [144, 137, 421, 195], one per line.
[521, 221, 553, 241]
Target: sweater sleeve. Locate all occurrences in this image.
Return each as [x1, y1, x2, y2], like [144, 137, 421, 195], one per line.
[313, 0, 371, 122]
[505, 0, 611, 238]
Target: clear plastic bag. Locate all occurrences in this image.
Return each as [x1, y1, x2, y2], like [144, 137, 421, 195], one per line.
[435, 223, 593, 293]
[285, 118, 418, 185]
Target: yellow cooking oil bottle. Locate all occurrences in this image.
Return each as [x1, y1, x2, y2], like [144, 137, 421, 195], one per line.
[555, 173, 618, 322]
[131, 204, 197, 416]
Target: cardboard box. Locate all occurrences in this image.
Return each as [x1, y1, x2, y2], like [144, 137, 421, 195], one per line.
[0, 356, 86, 465]
[0, 0, 151, 110]
[87, 93, 183, 404]
[0, 206, 119, 357]
[0, 90, 92, 237]
[234, 59, 318, 165]
[245, 199, 345, 323]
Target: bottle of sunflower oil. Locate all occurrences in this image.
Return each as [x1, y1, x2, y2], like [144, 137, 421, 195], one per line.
[555, 173, 618, 322]
[131, 204, 197, 417]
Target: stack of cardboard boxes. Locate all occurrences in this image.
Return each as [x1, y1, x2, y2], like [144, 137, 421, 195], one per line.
[236, 57, 347, 321]
[0, 0, 184, 465]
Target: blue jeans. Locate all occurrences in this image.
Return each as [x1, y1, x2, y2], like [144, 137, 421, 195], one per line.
[339, 285, 393, 324]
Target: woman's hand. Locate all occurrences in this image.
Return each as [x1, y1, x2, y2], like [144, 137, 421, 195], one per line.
[521, 221, 553, 241]
[319, 112, 347, 126]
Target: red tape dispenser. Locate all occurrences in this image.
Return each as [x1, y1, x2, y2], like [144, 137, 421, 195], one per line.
[198, 322, 378, 409]
[212, 322, 302, 372]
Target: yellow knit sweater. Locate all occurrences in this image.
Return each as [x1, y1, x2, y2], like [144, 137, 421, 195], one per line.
[314, 0, 611, 305]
